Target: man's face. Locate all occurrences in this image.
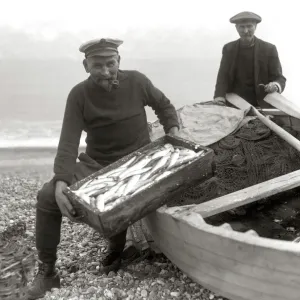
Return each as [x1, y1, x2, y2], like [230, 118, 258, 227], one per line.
[84, 55, 120, 84]
[235, 21, 257, 44]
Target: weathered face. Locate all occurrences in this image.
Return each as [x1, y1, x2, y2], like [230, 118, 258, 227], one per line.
[235, 21, 257, 44]
[84, 55, 120, 84]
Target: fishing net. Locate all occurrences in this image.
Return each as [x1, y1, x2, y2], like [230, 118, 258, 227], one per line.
[0, 221, 35, 300]
[167, 118, 300, 207]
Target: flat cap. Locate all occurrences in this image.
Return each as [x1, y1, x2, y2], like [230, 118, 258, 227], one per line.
[230, 11, 262, 24]
[79, 38, 123, 57]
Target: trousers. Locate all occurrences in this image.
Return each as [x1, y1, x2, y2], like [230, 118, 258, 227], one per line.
[35, 152, 127, 263]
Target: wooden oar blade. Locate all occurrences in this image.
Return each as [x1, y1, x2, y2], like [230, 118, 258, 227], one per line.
[264, 92, 300, 120]
[226, 93, 252, 112]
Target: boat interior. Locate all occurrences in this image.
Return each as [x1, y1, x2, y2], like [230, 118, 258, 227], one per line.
[164, 104, 300, 243]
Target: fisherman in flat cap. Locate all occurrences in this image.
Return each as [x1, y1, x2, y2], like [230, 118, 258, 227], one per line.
[213, 11, 286, 108]
[27, 38, 180, 299]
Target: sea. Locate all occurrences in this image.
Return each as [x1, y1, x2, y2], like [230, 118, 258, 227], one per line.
[0, 119, 85, 149]
[0, 108, 158, 150]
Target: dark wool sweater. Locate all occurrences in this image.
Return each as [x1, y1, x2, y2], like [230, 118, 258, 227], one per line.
[53, 70, 179, 185]
[232, 45, 257, 106]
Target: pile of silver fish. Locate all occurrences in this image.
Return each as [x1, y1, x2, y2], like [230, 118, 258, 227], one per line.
[71, 143, 205, 213]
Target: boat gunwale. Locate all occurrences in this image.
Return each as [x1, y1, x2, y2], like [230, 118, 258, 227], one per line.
[156, 206, 300, 255]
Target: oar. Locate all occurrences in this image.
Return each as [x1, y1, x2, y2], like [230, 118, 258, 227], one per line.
[191, 169, 300, 218]
[264, 92, 300, 120]
[226, 93, 300, 152]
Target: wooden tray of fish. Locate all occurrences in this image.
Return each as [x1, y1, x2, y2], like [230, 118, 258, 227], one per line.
[64, 134, 214, 238]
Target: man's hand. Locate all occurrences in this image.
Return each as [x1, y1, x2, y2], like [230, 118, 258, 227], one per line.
[168, 126, 180, 136]
[213, 97, 226, 106]
[264, 82, 279, 93]
[55, 181, 77, 221]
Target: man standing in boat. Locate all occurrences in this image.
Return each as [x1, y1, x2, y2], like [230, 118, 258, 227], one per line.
[27, 38, 180, 299]
[213, 11, 286, 108]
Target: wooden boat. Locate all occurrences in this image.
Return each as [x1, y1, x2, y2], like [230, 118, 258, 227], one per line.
[144, 93, 300, 300]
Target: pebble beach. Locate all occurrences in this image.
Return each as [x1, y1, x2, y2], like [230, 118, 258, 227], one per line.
[0, 148, 227, 300]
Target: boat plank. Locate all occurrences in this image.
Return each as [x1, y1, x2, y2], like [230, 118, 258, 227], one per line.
[190, 169, 300, 218]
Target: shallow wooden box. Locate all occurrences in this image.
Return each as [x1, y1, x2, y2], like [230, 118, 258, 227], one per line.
[64, 134, 214, 238]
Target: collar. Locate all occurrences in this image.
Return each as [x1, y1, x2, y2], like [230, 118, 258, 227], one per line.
[117, 70, 128, 82]
[239, 36, 256, 48]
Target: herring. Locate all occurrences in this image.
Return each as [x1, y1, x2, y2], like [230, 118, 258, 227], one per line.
[86, 186, 108, 197]
[117, 156, 152, 179]
[141, 155, 170, 180]
[115, 181, 127, 197]
[151, 147, 172, 159]
[163, 143, 175, 151]
[79, 183, 107, 194]
[179, 148, 197, 157]
[124, 174, 141, 195]
[117, 166, 152, 180]
[79, 178, 93, 190]
[167, 148, 180, 169]
[74, 191, 91, 205]
[128, 178, 153, 193]
[171, 153, 197, 169]
[155, 170, 172, 181]
[71, 142, 206, 213]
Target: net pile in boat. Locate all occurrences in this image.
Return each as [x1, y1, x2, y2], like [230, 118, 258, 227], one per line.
[0, 222, 35, 300]
[167, 119, 300, 207]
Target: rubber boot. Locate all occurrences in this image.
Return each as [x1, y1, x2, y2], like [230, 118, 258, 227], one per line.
[99, 230, 128, 274]
[27, 262, 60, 299]
[100, 250, 122, 274]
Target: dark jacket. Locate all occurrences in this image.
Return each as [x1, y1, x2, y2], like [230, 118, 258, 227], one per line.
[214, 37, 286, 108]
[53, 70, 179, 185]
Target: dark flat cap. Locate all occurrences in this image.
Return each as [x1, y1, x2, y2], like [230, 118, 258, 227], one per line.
[230, 11, 262, 24]
[79, 38, 123, 57]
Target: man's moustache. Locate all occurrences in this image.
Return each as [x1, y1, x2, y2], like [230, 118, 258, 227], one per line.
[97, 77, 112, 80]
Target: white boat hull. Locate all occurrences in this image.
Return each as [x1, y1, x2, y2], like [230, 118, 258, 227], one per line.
[145, 206, 300, 300]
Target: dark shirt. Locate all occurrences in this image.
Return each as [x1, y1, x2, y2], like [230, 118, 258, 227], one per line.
[232, 45, 257, 106]
[53, 70, 179, 185]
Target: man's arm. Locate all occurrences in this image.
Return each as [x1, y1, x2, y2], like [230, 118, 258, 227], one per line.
[53, 87, 85, 186]
[214, 45, 231, 100]
[144, 76, 180, 134]
[268, 45, 286, 93]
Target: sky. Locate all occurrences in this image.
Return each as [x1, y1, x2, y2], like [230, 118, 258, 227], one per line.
[0, 0, 296, 36]
[0, 0, 299, 103]
[0, 0, 296, 37]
